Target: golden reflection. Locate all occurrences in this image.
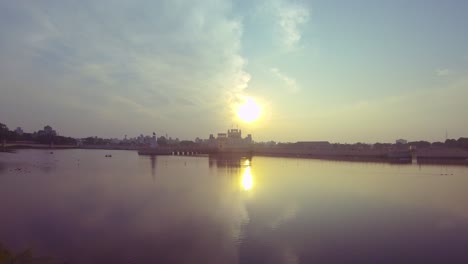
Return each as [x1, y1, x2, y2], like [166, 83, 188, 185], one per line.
[241, 166, 254, 191]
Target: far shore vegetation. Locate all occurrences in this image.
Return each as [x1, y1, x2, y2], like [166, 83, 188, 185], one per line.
[0, 243, 60, 264]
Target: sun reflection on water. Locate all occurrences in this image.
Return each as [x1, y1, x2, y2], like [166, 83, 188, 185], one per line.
[241, 165, 253, 191]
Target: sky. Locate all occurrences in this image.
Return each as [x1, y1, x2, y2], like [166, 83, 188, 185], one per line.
[1, 0, 467, 143]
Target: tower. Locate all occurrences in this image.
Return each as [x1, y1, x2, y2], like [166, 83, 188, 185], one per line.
[150, 132, 158, 148]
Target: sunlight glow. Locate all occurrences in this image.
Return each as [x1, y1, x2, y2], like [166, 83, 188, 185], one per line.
[241, 166, 254, 191]
[237, 97, 262, 123]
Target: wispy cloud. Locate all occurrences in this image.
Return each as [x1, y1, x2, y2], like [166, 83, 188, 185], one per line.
[270, 67, 299, 93]
[436, 68, 452, 76]
[274, 1, 310, 50]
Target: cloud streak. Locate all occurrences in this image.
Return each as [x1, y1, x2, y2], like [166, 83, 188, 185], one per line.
[270, 68, 300, 93]
[436, 68, 452, 76]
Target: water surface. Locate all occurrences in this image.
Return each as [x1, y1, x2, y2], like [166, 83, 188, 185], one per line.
[1, 149, 468, 263]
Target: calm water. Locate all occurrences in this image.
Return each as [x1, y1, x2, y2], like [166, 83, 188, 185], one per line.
[1, 149, 468, 263]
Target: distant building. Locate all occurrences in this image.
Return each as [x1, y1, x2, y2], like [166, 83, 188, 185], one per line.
[245, 134, 252, 144]
[217, 133, 228, 149]
[208, 134, 216, 147]
[138, 134, 145, 144]
[150, 132, 158, 148]
[213, 129, 253, 149]
[227, 129, 243, 145]
[396, 139, 407, 144]
[227, 129, 242, 139]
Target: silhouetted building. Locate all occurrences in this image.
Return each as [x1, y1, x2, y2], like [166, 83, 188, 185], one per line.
[227, 129, 243, 145]
[245, 134, 252, 144]
[228, 129, 242, 139]
[150, 132, 158, 148]
[217, 133, 228, 149]
[213, 129, 254, 149]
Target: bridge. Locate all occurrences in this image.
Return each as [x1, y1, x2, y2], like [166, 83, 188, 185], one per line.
[138, 146, 253, 157]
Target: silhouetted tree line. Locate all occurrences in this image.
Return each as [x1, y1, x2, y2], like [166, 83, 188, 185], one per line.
[83, 136, 109, 145]
[396, 139, 468, 150]
[157, 136, 167, 146]
[0, 243, 61, 264]
[271, 139, 468, 151]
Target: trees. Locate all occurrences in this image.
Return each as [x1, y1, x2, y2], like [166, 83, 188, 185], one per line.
[179, 140, 196, 146]
[157, 136, 168, 146]
[408, 141, 431, 149]
[457, 137, 468, 149]
[0, 123, 9, 149]
[0, 123, 8, 136]
[83, 136, 107, 145]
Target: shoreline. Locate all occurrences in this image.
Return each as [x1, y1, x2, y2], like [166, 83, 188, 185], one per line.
[2, 144, 77, 150]
[3, 144, 467, 166]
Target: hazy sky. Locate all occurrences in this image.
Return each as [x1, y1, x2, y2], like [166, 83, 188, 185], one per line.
[1, 0, 467, 143]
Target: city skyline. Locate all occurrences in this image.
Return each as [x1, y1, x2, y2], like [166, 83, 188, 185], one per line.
[1, 1, 468, 143]
[2, 121, 466, 146]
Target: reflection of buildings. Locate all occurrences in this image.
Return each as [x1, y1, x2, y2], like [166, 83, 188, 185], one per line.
[208, 156, 253, 190]
[149, 155, 157, 181]
[208, 155, 252, 169]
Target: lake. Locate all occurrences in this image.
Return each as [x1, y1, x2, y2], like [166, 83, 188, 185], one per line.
[1, 149, 468, 263]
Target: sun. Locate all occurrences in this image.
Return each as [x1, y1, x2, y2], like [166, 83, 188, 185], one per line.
[237, 97, 262, 123]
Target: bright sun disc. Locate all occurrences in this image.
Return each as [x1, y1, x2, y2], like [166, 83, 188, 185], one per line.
[237, 98, 261, 123]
